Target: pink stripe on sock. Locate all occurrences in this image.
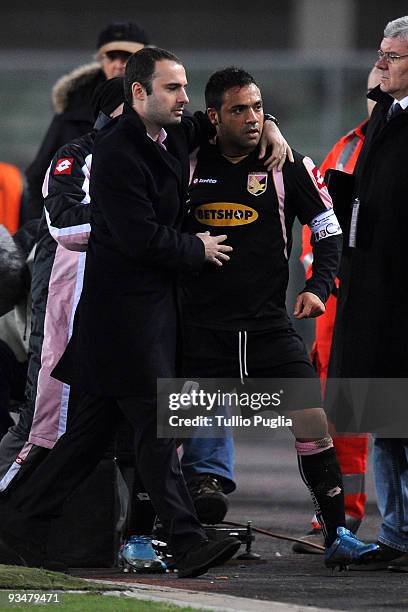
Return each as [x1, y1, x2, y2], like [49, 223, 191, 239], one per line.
[295, 438, 334, 456]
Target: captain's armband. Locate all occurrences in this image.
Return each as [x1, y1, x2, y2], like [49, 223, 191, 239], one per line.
[308, 209, 342, 242]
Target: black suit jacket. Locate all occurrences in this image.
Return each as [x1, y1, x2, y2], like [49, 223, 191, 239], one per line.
[54, 103, 205, 396]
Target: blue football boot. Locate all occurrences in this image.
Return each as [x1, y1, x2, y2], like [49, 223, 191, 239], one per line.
[325, 527, 379, 570]
[119, 535, 167, 573]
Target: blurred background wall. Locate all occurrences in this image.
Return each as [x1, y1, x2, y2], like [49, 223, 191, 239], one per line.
[1, 0, 406, 341]
[3, 0, 408, 169]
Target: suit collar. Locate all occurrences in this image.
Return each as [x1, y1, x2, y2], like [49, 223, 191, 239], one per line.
[368, 85, 394, 111]
[121, 102, 150, 135]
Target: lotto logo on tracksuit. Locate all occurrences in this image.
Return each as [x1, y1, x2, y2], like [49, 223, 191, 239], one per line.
[311, 166, 326, 189]
[194, 202, 259, 226]
[54, 158, 74, 175]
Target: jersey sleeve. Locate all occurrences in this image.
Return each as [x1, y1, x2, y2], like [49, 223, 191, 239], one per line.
[175, 111, 216, 153]
[284, 153, 335, 224]
[42, 141, 92, 251]
[284, 152, 342, 303]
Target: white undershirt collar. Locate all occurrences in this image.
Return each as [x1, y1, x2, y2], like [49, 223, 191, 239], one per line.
[392, 95, 408, 110]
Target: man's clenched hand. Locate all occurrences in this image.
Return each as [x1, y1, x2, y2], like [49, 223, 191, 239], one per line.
[293, 292, 325, 319]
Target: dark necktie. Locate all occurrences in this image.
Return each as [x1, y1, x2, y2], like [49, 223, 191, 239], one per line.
[387, 102, 403, 121]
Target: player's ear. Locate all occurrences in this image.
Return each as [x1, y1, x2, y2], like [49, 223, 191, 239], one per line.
[207, 107, 219, 127]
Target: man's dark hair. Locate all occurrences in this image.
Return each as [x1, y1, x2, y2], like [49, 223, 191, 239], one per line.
[124, 47, 182, 103]
[205, 67, 258, 111]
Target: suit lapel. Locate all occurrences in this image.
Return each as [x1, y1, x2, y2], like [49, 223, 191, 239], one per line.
[119, 105, 186, 222]
[145, 138, 185, 225]
[146, 137, 182, 183]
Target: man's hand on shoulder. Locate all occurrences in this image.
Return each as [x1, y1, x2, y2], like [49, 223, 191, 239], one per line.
[258, 121, 294, 172]
[196, 231, 233, 267]
[293, 291, 325, 319]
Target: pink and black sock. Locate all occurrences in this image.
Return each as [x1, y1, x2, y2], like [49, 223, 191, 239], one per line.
[296, 437, 346, 547]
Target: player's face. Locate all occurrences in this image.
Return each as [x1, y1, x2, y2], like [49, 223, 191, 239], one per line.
[376, 37, 408, 100]
[144, 60, 189, 127]
[210, 84, 264, 155]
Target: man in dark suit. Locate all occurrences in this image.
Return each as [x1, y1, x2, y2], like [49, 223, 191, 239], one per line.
[0, 48, 241, 578]
[327, 16, 408, 570]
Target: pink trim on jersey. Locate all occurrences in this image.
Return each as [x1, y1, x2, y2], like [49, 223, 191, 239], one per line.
[189, 147, 199, 185]
[42, 166, 51, 198]
[302, 157, 333, 209]
[44, 209, 90, 252]
[28, 245, 83, 448]
[57, 251, 86, 438]
[53, 227, 90, 251]
[272, 168, 288, 259]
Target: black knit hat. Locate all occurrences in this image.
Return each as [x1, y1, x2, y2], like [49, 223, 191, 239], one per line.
[97, 22, 149, 56]
[91, 77, 125, 120]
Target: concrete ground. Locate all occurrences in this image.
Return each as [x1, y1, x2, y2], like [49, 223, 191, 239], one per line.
[74, 433, 407, 611]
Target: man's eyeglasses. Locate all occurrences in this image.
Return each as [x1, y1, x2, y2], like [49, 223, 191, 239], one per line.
[377, 49, 408, 63]
[102, 51, 133, 63]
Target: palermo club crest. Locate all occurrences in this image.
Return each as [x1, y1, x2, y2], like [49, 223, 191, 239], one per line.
[247, 172, 268, 196]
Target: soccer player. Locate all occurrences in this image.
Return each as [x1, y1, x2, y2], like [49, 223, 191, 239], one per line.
[181, 67, 378, 569]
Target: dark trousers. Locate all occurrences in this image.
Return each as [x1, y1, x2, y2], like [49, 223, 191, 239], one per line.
[8, 393, 206, 558]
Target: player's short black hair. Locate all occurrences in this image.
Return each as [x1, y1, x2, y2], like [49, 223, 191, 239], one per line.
[205, 67, 258, 110]
[124, 47, 182, 103]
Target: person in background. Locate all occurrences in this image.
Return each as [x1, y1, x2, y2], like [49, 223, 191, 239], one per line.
[25, 21, 149, 220]
[0, 221, 38, 440]
[0, 163, 27, 232]
[0, 78, 125, 496]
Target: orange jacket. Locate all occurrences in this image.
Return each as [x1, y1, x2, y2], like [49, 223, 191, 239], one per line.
[301, 119, 368, 379]
[0, 162, 23, 234]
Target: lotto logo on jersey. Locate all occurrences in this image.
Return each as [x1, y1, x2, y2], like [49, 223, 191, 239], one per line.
[311, 166, 326, 189]
[247, 172, 268, 196]
[194, 203, 259, 226]
[54, 158, 74, 175]
[192, 177, 217, 184]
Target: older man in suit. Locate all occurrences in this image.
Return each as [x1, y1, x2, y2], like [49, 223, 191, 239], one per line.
[328, 16, 408, 570]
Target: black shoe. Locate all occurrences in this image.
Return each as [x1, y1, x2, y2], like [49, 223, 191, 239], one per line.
[350, 542, 408, 571]
[388, 552, 408, 572]
[176, 536, 240, 578]
[188, 475, 229, 524]
[0, 526, 44, 567]
[0, 527, 67, 573]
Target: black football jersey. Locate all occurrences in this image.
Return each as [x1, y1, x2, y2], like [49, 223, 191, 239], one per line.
[182, 142, 340, 331]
